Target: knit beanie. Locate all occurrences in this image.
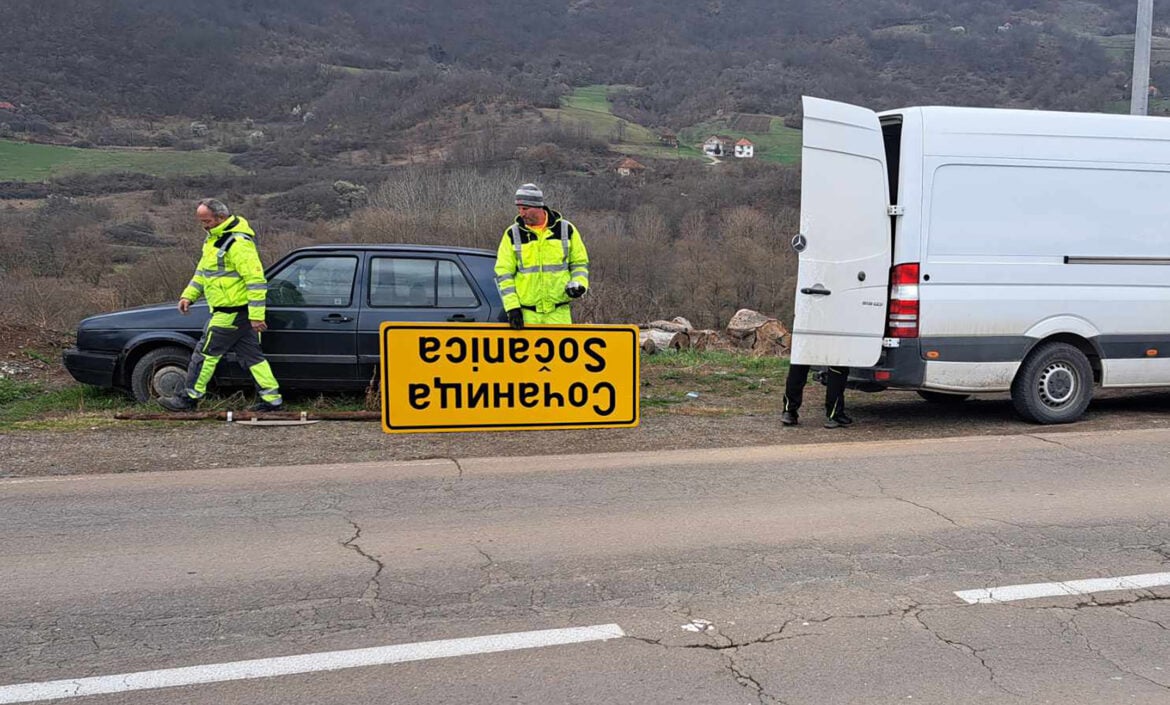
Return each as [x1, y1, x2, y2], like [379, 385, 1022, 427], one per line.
[514, 183, 545, 207]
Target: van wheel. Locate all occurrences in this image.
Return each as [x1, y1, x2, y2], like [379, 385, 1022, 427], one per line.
[130, 346, 190, 403]
[1010, 342, 1092, 424]
[916, 391, 970, 404]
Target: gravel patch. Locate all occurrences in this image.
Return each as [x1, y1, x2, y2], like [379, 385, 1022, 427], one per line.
[5, 390, 1169, 477]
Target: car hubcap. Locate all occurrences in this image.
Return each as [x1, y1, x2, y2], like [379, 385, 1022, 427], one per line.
[152, 365, 186, 398]
[1038, 362, 1076, 407]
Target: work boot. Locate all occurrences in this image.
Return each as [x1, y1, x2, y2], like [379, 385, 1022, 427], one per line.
[159, 394, 198, 412]
[780, 410, 799, 426]
[824, 413, 854, 429]
[250, 400, 283, 413]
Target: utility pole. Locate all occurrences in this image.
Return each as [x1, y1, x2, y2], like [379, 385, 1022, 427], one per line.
[1131, 0, 1154, 115]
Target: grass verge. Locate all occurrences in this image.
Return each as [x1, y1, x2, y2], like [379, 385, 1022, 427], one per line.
[0, 139, 242, 181]
[4, 350, 792, 429]
[640, 349, 789, 415]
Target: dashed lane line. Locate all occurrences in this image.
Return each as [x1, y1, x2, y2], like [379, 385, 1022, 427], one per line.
[956, 572, 1170, 604]
[0, 624, 626, 704]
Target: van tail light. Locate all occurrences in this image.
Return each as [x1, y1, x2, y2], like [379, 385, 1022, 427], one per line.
[887, 263, 920, 338]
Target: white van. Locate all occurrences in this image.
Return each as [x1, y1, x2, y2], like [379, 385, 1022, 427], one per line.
[791, 96, 1170, 424]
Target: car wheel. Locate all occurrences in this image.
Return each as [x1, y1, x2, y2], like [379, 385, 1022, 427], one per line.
[130, 346, 190, 403]
[916, 390, 971, 404]
[1010, 342, 1093, 424]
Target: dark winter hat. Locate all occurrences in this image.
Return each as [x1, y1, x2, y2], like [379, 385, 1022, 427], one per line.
[514, 183, 545, 207]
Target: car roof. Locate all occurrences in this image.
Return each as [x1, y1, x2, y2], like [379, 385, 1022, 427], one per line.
[294, 244, 495, 257]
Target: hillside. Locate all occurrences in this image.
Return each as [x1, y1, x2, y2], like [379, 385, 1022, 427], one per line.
[0, 0, 1155, 163]
[1, 0, 1167, 338]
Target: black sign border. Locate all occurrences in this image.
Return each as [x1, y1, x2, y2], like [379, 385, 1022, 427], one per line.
[381, 323, 640, 431]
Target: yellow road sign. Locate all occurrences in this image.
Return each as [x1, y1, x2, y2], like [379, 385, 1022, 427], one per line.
[380, 323, 640, 433]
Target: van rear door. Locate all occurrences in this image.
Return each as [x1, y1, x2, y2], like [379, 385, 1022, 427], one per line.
[790, 96, 892, 367]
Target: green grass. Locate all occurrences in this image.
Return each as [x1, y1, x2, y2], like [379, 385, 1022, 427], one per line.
[541, 84, 661, 146]
[4, 349, 790, 428]
[1095, 35, 1170, 65]
[0, 139, 242, 181]
[544, 85, 803, 164]
[619, 143, 707, 161]
[0, 381, 136, 430]
[679, 116, 802, 164]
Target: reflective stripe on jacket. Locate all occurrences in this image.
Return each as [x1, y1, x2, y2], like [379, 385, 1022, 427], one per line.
[180, 215, 268, 320]
[494, 209, 589, 315]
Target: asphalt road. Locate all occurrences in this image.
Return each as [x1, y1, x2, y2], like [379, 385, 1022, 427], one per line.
[3, 429, 1170, 704]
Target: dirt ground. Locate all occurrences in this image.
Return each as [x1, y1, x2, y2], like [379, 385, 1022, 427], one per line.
[3, 324, 1169, 477]
[5, 387, 1170, 478]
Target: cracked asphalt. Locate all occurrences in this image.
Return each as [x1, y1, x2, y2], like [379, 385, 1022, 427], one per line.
[3, 429, 1170, 703]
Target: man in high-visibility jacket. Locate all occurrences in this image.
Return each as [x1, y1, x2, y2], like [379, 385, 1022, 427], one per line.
[159, 198, 283, 412]
[494, 183, 590, 327]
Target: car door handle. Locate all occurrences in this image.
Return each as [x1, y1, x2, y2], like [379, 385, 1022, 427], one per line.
[447, 314, 476, 322]
[321, 314, 352, 323]
[800, 287, 832, 296]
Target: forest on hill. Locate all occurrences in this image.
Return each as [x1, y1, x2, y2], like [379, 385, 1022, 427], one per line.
[1, 0, 1168, 333]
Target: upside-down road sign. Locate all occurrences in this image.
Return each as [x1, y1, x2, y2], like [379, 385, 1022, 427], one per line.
[380, 322, 640, 433]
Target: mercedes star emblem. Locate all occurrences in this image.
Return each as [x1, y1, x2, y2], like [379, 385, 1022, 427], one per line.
[790, 234, 807, 253]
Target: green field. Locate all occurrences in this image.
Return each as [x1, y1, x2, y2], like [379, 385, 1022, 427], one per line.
[545, 86, 802, 163]
[541, 84, 661, 146]
[0, 140, 242, 181]
[679, 116, 802, 164]
[1095, 34, 1170, 65]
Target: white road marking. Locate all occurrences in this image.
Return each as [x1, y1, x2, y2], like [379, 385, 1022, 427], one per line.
[0, 623, 626, 704]
[955, 572, 1170, 604]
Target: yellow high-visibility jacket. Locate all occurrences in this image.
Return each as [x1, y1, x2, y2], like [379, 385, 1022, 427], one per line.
[494, 209, 589, 314]
[180, 215, 268, 321]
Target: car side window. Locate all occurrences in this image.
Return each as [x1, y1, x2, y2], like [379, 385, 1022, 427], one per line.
[369, 257, 481, 308]
[370, 258, 435, 307]
[267, 256, 357, 307]
[437, 260, 480, 308]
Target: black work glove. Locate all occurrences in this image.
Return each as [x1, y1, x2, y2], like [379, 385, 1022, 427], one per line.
[565, 281, 586, 299]
[507, 308, 525, 329]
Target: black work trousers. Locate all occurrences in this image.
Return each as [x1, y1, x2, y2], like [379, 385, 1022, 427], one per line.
[783, 364, 849, 419]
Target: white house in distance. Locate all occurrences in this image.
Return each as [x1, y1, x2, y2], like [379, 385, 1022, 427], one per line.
[734, 138, 754, 158]
[703, 135, 732, 157]
[615, 157, 646, 177]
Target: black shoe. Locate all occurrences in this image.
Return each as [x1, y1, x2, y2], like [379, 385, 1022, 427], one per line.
[780, 410, 799, 426]
[159, 394, 198, 412]
[250, 400, 283, 412]
[824, 413, 855, 429]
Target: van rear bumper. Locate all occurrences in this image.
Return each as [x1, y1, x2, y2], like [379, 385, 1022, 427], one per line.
[847, 339, 926, 391]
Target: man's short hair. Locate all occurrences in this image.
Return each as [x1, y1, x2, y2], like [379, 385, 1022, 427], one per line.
[198, 198, 231, 218]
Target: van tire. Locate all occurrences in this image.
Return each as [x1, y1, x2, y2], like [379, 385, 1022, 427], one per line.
[916, 391, 970, 404]
[1011, 342, 1093, 424]
[130, 346, 190, 403]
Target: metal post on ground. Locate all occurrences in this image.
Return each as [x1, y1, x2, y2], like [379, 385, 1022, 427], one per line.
[1131, 0, 1154, 116]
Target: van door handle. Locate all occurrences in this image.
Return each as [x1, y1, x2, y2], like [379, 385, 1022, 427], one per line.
[321, 314, 352, 323]
[800, 287, 832, 296]
[447, 314, 476, 322]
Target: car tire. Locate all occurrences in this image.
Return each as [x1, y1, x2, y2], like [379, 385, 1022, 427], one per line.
[130, 346, 191, 403]
[916, 390, 971, 404]
[1010, 342, 1093, 424]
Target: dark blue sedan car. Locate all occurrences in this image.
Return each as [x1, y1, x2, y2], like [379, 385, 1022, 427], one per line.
[64, 244, 507, 401]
